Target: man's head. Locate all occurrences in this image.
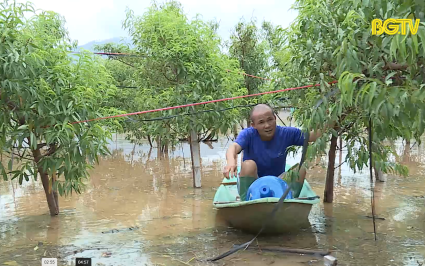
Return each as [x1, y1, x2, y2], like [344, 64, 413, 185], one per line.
[250, 104, 277, 140]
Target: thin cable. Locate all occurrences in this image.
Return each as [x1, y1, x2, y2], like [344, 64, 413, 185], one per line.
[67, 81, 337, 126]
[368, 116, 377, 240]
[125, 101, 291, 122]
[70, 51, 145, 57]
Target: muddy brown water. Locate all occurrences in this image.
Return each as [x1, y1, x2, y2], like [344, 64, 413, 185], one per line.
[1, 128, 425, 265]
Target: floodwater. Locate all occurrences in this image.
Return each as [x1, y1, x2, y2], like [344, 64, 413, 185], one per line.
[1, 115, 425, 266]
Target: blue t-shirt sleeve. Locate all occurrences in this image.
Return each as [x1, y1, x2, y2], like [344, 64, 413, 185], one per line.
[284, 127, 306, 146]
[234, 128, 251, 150]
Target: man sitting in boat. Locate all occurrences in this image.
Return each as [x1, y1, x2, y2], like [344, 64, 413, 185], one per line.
[222, 104, 330, 199]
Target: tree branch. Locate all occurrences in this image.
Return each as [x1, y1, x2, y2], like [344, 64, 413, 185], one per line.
[113, 57, 137, 68]
[37, 143, 47, 149]
[334, 161, 345, 170]
[383, 62, 408, 71]
[42, 145, 58, 158]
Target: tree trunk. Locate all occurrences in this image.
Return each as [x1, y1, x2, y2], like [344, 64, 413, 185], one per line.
[324, 135, 338, 203]
[239, 121, 245, 130]
[233, 124, 239, 139]
[403, 139, 411, 162]
[163, 142, 169, 160]
[147, 135, 153, 148]
[163, 142, 169, 154]
[338, 136, 343, 185]
[156, 136, 162, 158]
[32, 148, 59, 216]
[52, 171, 59, 210]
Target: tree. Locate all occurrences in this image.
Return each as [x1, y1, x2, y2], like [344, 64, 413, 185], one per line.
[227, 18, 270, 126]
[93, 43, 141, 138]
[0, 0, 119, 215]
[279, 0, 425, 202]
[261, 21, 287, 73]
[116, 1, 248, 146]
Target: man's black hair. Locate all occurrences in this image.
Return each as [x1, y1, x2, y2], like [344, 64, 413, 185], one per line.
[250, 103, 275, 123]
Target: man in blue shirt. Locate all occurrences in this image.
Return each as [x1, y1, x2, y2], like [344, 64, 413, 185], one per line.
[223, 104, 329, 188]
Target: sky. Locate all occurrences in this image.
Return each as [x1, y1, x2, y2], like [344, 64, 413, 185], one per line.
[18, 0, 298, 46]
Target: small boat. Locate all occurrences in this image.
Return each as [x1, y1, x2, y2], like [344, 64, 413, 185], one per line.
[213, 165, 320, 235]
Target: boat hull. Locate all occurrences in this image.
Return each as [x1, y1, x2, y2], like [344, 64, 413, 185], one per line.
[213, 173, 319, 235]
[215, 201, 313, 234]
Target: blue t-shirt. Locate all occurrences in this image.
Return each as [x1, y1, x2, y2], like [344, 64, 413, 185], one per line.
[235, 126, 305, 177]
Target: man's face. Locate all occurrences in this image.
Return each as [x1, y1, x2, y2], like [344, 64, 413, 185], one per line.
[251, 109, 277, 140]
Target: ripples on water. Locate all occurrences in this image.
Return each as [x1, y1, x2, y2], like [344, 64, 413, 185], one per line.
[1, 121, 425, 265]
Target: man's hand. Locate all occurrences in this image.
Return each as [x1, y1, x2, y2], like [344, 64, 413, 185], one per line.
[223, 142, 242, 179]
[309, 120, 337, 142]
[223, 163, 238, 179]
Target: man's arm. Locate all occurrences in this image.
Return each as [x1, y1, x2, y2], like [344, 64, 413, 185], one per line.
[223, 142, 242, 178]
[226, 142, 242, 163]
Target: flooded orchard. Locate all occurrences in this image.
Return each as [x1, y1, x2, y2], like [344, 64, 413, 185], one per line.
[1, 116, 425, 266]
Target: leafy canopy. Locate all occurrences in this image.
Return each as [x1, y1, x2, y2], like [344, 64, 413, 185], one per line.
[0, 0, 119, 196]
[280, 0, 425, 176]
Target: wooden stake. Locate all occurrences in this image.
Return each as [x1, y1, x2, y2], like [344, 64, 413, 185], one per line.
[190, 130, 202, 188]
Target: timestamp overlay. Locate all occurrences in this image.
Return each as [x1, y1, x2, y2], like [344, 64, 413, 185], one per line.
[41, 258, 57, 266]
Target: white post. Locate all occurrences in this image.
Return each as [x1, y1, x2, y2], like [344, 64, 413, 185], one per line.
[190, 130, 202, 188]
[376, 168, 386, 182]
[324, 255, 338, 266]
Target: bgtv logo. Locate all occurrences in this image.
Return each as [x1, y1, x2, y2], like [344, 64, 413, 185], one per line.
[371, 18, 420, 35]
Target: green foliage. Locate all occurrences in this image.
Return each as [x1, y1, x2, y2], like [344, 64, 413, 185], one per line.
[227, 18, 269, 94]
[0, 0, 119, 197]
[99, 0, 249, 144]
[280, 0, 425, 177]
[226, 18, 272, 120]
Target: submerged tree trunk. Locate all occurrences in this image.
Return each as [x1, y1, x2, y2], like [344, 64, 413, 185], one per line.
[338, 136, 343, 185]
[156, 136, 163, 158]
[32, 148, 59, 216]
[324, 135, 338, 203]
[52, 171, 59, 210]
[163, 142, 169, 159]
[403, 139, 411, 162]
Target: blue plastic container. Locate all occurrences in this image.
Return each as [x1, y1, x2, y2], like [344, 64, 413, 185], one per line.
[246, 175, 293, 201]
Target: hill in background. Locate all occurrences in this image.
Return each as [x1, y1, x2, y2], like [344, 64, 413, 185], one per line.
[76, 37, 133, 52]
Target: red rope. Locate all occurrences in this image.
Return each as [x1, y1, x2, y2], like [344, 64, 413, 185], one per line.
[67, 50, 339, 125]
[69, 80, 338, 125]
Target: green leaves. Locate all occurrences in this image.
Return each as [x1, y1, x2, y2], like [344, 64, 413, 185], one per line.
[0, 1, 117, 200]
[109, 2, 247, 142]
[0, 162, 7, 181]
[279, 0, 425, 179]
